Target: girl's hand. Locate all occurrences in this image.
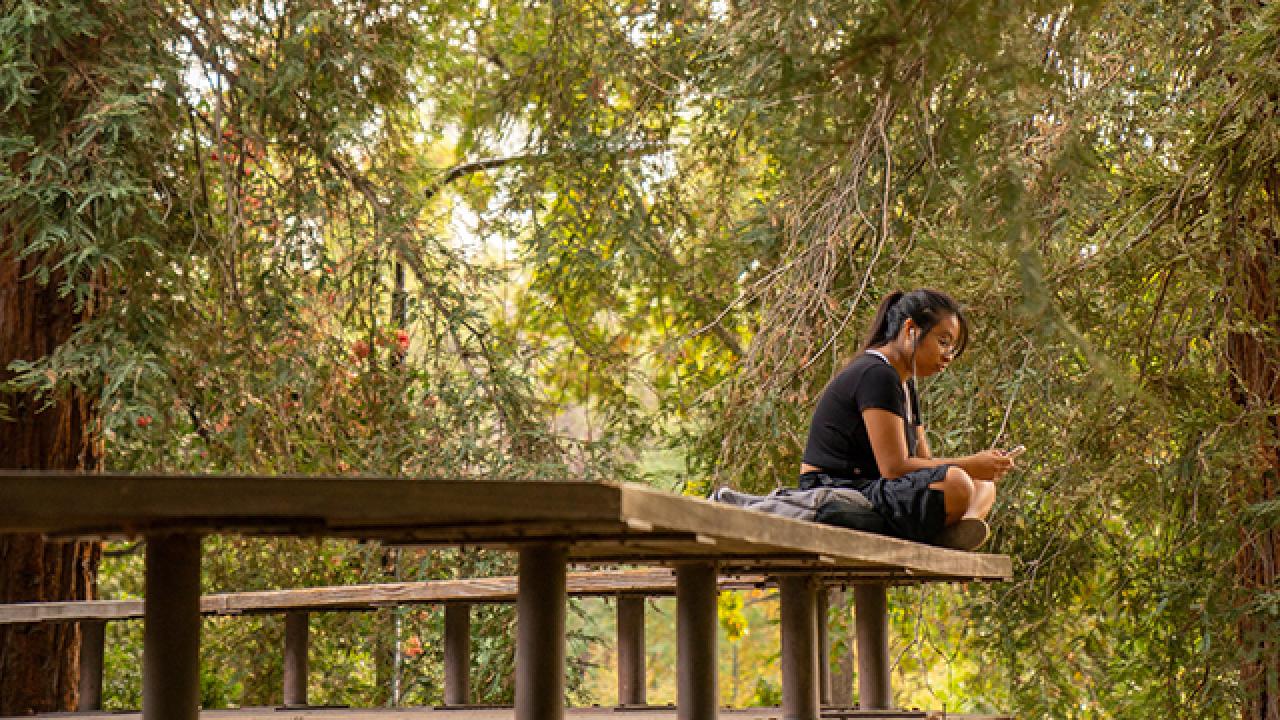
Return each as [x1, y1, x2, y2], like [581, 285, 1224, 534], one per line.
[964, 450, 1015, 481]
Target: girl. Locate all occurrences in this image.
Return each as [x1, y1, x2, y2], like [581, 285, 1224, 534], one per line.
[799, 289, 1014, 550]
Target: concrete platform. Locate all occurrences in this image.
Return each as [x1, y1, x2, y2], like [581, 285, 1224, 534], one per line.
[1, 474, 1013, 720]
[0, 475, 1012, 581]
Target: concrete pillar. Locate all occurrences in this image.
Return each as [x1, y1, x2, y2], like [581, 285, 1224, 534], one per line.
[779, 575, 819, 720]
[616, 595, 646, 706]
[516, 543, 567, 720]
[444, 602, 472, 705]
[283, 611, 309, 706]
[676, 562, 717, 720]
[817, 587, 832, 705]
[77, 619, 106, 711]
[143, 533, 202, 720]
[854, 583, 891, 710]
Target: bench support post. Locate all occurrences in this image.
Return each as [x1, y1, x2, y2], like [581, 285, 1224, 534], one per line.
[77, 618, 106, 711]
[854, 583, 891, 710]
[817, 586, 832, 706]
[283, 610, 309, 706]
[616, 595, 646, 706]
[676, 561, 717, 720]
[143, 533, 201, 720]
[779, 575, 820, 720]
[444, 602, 472, 705]
[516, 543, 567, 720]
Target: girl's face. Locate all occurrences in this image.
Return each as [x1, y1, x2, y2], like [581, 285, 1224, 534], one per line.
[908, 313, 961, 377]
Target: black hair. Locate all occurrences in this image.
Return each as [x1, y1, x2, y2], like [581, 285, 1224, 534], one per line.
[861, 288, 969, 358]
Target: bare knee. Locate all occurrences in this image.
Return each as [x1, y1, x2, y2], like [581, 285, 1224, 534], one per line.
[975, 479, 996, 501]
[971, 480, 997, 519]
[931, 467, 974, 524]
[945, 466, 974, 489]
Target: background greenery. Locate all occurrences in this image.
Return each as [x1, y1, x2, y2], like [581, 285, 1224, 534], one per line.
[2, 0, 1277, 716]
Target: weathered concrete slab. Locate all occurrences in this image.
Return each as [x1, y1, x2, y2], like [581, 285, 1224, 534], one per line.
[0, 569, 765, 624]
[0, 475, 1011, 581]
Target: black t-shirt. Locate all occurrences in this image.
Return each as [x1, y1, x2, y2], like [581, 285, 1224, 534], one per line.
[802, 352, 921, 480]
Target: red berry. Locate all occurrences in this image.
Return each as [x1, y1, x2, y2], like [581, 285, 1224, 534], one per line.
[403, 636, 424, 658]
[352, 340, 370, 359]
[136, 415, 152, 428]
[395, 330, 409, 352]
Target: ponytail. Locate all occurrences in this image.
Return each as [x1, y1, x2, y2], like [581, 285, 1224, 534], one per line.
[860, 288, 969, 358]
[861, 291, 906, 350]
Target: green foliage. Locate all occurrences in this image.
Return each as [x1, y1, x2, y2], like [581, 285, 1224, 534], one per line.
[748, 677, 782, 707]
[5, 0, 1279, 715]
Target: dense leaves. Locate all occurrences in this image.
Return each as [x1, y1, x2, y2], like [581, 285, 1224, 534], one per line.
[1, 0, 1277, 715]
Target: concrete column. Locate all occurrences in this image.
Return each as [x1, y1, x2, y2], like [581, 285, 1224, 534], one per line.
[444, 602, 472, 705]
[77, 619, 106, 711]
[515, 543, 567, 720]
[283, 611, 309, 706]
[616, 596, 646, 706]
[676, 561, 717, 720]
[817, 587, 832, 705]
[853, 583, 891, 710]
[143, 533, 202, 720]
[779, 575, 819, 720]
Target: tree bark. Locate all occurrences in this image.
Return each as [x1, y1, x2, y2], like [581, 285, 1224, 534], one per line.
[0, 252, 102, 712]
[1228, 217, 1280, 720]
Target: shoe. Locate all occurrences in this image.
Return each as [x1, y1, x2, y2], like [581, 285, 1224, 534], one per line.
[936, 517, 989, 551]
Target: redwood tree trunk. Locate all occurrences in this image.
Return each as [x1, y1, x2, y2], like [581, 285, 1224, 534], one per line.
[1228, 215, 1280, 720]
[0, 252, 102, 713]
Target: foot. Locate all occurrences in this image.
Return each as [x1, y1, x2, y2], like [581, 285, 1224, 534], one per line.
[935, 517, 989, 551]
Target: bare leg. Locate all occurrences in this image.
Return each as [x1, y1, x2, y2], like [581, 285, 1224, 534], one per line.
[929, 466, 974, 526]
[965, 481, 996, 520]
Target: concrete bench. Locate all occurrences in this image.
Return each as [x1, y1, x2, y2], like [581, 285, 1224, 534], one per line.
[0, 474, 1012, 720]
[0, 568, 764, 710]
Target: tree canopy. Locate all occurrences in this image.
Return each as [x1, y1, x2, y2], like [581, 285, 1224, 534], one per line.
[1, 0, 1277, 716]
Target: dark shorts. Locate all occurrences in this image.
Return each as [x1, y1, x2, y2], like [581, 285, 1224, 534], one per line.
[799, 466, 949, 543]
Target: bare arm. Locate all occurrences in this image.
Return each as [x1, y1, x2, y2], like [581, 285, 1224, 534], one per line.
[915, 425, 933, 459]
[864, 408, 1012, 480]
